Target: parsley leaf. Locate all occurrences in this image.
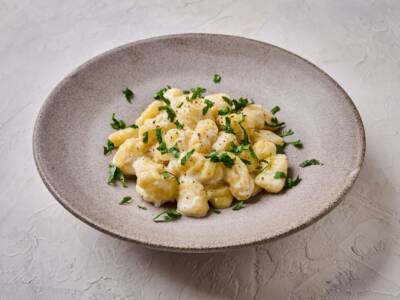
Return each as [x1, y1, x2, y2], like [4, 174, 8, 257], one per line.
[155, 128, 163, 144]
[229, 143, 245, 154]
[232, 97, 251, 112]
[188, 87, 206, 101]
[213, 74, 221, 83]
[122, 87, 134, 103]
[299, 159, 322, 168]
[279, 129, 294, 137]
[285, 176, 302, 189]
[162, 171, 180, 184]
[218, 107, 231, 116]
[137, 205, 147, 210]
[107, 165, 127, 187]
[274, 171, 287, 179]
[232, 201, 246, 210]
[154, 86, 171, 104]
[110, 113, 126, 130]
[177, 102, 184, 108]
[159, 105, 176, 122]
[128, 123, 139, 128]
[275, 143, 287, 154]
[238, 114, 250, 145]
[174, 120, 184, 129]
[119, 196, 132, 205]
[222, 96, 232, 106]
[181, 149, 195, 165]
[213, 209, 221, 214]
[167, 145, 180, 158]
[103, 140, 115, 155]
[241, 158, 251, 165]
[206, 151, 236, 168]
[142, 131, 149, 143]
[287, 140, 303, 149]
[271, 106, 280, 115]
[153, 208, 182, 222]
[222, 116, 234, 134]
[265, 117, 285, 129]
[202, 99, 214, 115]
[248, 145, 258, 161]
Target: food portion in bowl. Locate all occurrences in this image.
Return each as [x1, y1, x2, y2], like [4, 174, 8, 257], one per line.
[104, 82, 317, 220]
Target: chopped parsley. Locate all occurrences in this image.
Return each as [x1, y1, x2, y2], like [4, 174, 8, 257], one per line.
[287, 140, 303, 149]
[177, 102, 184, 108]
[213, 74, 221, 83]
[202, 99, 214, 115]
[285, 176, 302, 189]
[232, 97, 251, 112]
[229, 143, 245, 154]
[167, 145, 180, 158]
[159, 105, 176, 122]
[265, 117, 285, 129]
[274, 171, 287, 179]
[155, 128, 163, 143]
[218, 107, 231, 116]
[122, 87, 134, 103]
[103, 140, 115, 155]
[222, 96, 232, 106]
[110, 113, 126, 130]
[154, 86, 171, 104]
[128, 123, 139, 128]
[248, 145, 258, 161]
[188, 87, 206, 101]
[206, 151, 236, 168]
[153, 208, 182, 222]
[119, 196, 132, 205]
[232, 201, 246, 210]
[238, 115, 250, 145]
[222, 117, 234, 134]
[137, 205, 147, 210]
[180, 149, 195, 165]
[241, 158, 251, 165]
[162, 171, 180, 184]
[155, 128, 168, 154]
[299, 159, 322, 168]
[279, 129, 294, 137]
[271, 106, 280, 115]
[107, 165, 127, 187]
[174, 120, 184, 129]
[275, 143, 287, 154]
[142, 131, 149, 143]
[213, 209, 221, 214]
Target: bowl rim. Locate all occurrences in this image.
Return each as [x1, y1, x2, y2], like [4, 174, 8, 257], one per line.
[33, 33, 366, 252]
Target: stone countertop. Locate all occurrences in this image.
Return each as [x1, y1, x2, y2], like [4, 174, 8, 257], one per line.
[1, 1, 400, 299]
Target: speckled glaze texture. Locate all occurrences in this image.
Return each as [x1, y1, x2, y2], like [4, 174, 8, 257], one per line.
[33, 34, 365, 252]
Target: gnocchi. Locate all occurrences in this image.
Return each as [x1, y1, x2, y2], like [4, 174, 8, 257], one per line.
[105, 86, 298, 219]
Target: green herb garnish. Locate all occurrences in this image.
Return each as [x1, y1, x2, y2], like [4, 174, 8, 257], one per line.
[174, 120, 184, 129]
[155, 128, 163, 143]
[218, 107, 231, 116]
[232, 97, 251, 112]
[110, 113, 126, 130]
[248, 145, 258, 161]
[119, 196, 132, 205]
[241, 158, 251, 165]
[103, 140, 115, 155]
[202, 99, 214, 115]
[279, 129, 294, 137]
[213, 74, 221, 83]
[107, 165, 127, 187]
[222, 96, 232, 106]
[142, 131, 149, 143]
[155, 128, 168, 154]
[122, 87, 134, 103]
[128, 123, 139, 128]
[238, 114, 250, 145]
[285, 176, 302, 189]
[275, 143, 287, 154]
[287, 140, 303, 149]
[159, 105, 176, 122]
[274, 171, 287, 179]
[137, 205, 147, 210]
[154, 86, 171, 104]
[180, 149, 195, 165]
[188, 87, 206, 101]
[299, 159, 322, 168]
[265, 117, 285, 129]
[206, 151, 236, 168]
[229, 143, 245, 154]
[213, 209, 221, 214]
[162, 171, 180, 184]
[168, 145, 180, 158]
[222, 117, 234, 134]
[177, 102, 184, 108]
[153, 208, 182, 222]
[232, 201, 246, 211]
[271, 106, 280, 115]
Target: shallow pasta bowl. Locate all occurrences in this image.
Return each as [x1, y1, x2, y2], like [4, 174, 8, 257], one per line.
[33, 34, 365, 252]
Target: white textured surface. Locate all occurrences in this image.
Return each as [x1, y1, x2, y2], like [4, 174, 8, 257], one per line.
[1, 0, 400, 299]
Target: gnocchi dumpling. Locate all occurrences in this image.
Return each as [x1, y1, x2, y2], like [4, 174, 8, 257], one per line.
[112, 137, 145, 175]
[189, 119, 219, 153]
[255, 154, 288, 193]
[225, 153, 255, 200]
[178, 176, 209, 217]
[207, 186, 233, 209]
[108, 127, 138, 146]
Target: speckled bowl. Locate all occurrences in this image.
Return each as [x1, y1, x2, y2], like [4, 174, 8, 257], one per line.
[33, 34, 365, 252]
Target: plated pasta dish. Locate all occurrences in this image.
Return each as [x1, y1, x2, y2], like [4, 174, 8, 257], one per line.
[104, 76, 321, 221]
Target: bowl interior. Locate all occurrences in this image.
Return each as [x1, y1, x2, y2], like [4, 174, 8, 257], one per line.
[34, 34, 365, 251]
